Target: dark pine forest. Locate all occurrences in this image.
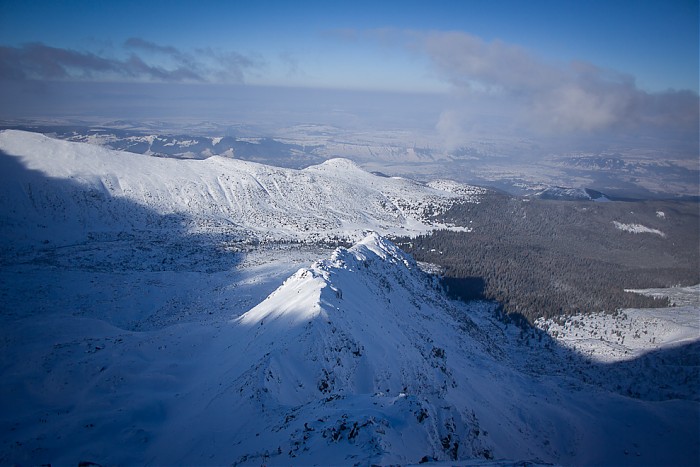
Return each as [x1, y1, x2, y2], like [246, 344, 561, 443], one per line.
[395, 193, 699, 322]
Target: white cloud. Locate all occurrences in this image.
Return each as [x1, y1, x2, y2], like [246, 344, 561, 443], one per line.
[407, 30, 699, 141]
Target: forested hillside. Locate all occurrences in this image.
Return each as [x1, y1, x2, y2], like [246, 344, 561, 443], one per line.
[396, 193, 699, 321]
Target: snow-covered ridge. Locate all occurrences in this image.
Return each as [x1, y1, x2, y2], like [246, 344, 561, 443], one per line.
[238, 232, 417, 328]
[163, 232, 502, 464]
[1, 227, 697, 465]
[0, 130, 481, 244]
[193, 233, 505, 464]
[163, 233, 698, 465]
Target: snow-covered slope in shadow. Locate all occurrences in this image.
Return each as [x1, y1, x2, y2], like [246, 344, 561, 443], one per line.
[150, 233, 698, 466]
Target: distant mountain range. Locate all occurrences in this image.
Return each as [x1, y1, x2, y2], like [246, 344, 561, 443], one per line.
[2, 123, 697, 199]
[9, 124, 326, 168]
[0, 129, 484, 246]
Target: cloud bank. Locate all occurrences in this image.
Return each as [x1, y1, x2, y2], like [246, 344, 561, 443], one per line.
[0, 30, 696, 157]
[0, 39, 262, 84]
[413, 30, 699, 142]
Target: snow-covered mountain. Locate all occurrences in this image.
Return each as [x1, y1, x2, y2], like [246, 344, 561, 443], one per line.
[161, 234, 698, 466]
[52, 126, 327, 168]
[2, 231, 696, 465]
[0, 130, 697, 465]
[0, 129, 483, 245]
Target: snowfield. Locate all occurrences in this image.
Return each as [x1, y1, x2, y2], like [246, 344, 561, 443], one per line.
[0, 129, 481, 246]
[535, 285, 699, 363]
[613, 221, 666, 237]
[0, 130, 698, 465]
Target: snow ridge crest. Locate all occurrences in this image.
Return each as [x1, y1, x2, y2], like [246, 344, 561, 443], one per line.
[224, 233, 495, 464]
[237, 232, 416, 327]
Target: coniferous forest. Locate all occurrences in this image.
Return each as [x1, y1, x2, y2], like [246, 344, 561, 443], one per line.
[395, 192, 699, 322]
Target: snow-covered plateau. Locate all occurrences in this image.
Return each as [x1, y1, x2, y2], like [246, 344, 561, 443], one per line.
[0, 129, 483, 247]
[0, 130, 698, 465]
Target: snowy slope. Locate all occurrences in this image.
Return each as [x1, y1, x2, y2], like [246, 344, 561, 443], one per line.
[536, 285, 699, 363]
[1, 233, 698, 465]
[0, 130, 482, 245]
[1, 130, 697, 466]
[130, 235, 700, 465]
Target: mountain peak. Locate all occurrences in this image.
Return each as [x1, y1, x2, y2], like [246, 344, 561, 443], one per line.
[223, 234, 493, 463]
[313, 157, 363, 171]
[350, 230, 414, 264]
[237, 232, 413, 329]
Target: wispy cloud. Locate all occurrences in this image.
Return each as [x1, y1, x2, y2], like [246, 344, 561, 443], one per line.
[124, 37, 183, 57]
[0, 39, 263, 84]
[0, 43, 124, 80]
[325, 28, 698, 144]
[279, 51, 301, 78]
[194, 47, 263, 83]
[415, 30, 699, 138]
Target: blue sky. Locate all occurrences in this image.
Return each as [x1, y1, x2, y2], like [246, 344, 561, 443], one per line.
[0, 0, 697, 92]
[0, 0, 697, 151]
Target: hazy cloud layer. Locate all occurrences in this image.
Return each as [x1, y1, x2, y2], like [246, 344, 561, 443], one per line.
[0, 40, 262, 84]
[1, 30, 697, 158]
[415, 30, 699, 141]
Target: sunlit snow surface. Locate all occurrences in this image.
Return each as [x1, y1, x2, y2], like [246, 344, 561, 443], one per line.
[0, 129, 482, 246]
[536, 285, 699, 363]
[0, 131, 698, 465]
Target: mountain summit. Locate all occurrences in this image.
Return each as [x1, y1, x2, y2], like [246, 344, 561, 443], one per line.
[150, 233, 697, 466]
[158, 232, 494, 464]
